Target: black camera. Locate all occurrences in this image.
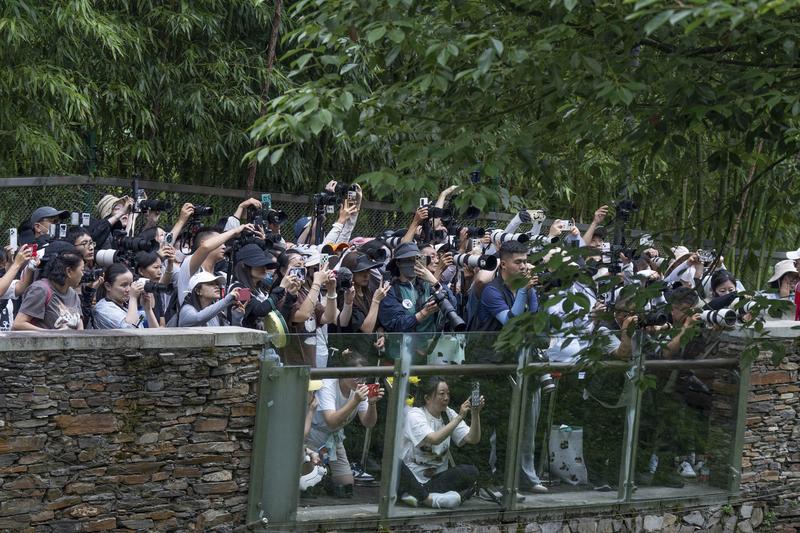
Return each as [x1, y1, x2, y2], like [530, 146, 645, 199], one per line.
[643, 311, 669, 327]
[139, 199, 172, 212]
[267, 209, 288, 226]
[420, 204, 452, 219]
[336, 267, 353, 291]
[81, 267, 103, 285]
[315, 192, 339, 206]
[113, 233, 159, 254]
[428, 289, 466, 332]
[192, 205, 214, 217]
[143, 281, 174, 294]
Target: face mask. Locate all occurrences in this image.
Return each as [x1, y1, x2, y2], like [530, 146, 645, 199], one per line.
[264, 272, 274, 286]
[398, 264, 417, 280]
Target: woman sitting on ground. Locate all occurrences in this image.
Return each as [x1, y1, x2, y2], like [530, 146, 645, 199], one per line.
[398, 376, 483, 509]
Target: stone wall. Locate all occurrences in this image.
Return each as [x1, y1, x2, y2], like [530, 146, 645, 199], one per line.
[0, 328, 268, 532]
[726, 321, 800, 530]
[2, 323, 800, 532]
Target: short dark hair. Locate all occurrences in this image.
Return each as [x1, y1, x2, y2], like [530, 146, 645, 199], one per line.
[191, 227, 220, 253]
[415, 376, 447, 407]
[499, 241, 528, 259]
[65, 226, 90, 245]
[669, 286, 699, 307]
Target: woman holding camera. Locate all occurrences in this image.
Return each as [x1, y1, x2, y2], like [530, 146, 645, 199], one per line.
[94, 263, 160, 329]
[398, 376, 483, 509]
[306, 352, 384, 498]
[133, 251, 171, 327]
[13, 245, 84, 331]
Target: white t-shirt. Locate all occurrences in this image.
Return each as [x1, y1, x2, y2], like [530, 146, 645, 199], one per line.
[307, 379, 368, 448]
[401, 406, 469, 484]
[0, 280, 17, 331]
[545, 282, 597, 362]
[94, 298, 145, 329]
[176, 255, 199, 305]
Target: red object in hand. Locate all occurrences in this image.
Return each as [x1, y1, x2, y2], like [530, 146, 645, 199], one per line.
[366, 383, 380, 398]
[237, 288, 252, 303]
[29, 243, 37, 256]
[794, 282, 800, 321]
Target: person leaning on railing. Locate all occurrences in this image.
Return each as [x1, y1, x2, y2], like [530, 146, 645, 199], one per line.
[397, 377, 483, 509]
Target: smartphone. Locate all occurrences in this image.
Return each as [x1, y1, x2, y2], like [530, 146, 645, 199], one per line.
[366, 383, 380, 398]
[58, 224, 68, 238]
[164, 232, 174, 246]
[237, 288, 252, 303]
[81, 213, 91, 227]
[471, 381, 481, 407]
[325, 205, 335, 215]
[48, 224, 56, 237]
[30, 243, 38, 257]
[639, 234, 654, 247]
[565, 220, 575, 232]
[419, 197, 429, 208]
[8, 229, 17, 252]
[70, 212, 80, 226]
[347, 190, 357, 201]
[261, 194, 272, 210]
[320, 254, 330, 269]
[290, 267, 307, 281]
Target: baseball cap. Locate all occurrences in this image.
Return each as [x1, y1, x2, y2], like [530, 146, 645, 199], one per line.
[30, 207, 68, 226]
[236, 244, 279, 269]
[188, 271, 227, 293]
[392, 242, 420, 261]
[293, 217, 312, 239]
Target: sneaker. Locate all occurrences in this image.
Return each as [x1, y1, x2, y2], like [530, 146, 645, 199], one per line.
[400, 493, 418, 507]
[351, 463, 376, 482]
[428, 491, 461, 509]
[678, 461, 697, 478]
[525, 483, 549, 494]
[299, 465, 326, 491]
[478, 487, 502, 502]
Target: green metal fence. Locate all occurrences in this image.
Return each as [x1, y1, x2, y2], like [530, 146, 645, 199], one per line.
[247, 332, 750, 530]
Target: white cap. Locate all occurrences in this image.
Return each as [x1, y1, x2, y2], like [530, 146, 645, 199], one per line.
[188, 271, 226, 293]
[768, 259, 799, 284]
[671, 246, 690, 260]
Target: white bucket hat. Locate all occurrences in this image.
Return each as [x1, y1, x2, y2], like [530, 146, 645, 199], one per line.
[768, 259, 799, 284]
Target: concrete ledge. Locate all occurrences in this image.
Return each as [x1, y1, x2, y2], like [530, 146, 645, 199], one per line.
[725, 320, 800, 340]
[0, 327, 271, 352]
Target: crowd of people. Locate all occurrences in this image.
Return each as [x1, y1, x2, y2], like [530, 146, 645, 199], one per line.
[2, 181, 795, 508]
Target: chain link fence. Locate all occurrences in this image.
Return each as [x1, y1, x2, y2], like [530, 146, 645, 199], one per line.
[0, 177, 453, 244]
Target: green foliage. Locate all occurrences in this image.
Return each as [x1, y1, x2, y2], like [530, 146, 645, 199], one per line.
[250, 0, 800, 285]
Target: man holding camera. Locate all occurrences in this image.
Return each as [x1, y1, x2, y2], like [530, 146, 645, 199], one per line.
[467, 240, 546, 498]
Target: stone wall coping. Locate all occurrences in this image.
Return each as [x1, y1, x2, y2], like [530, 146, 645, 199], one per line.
[724, 320, 800, 339]
[0, 326, 271, 352]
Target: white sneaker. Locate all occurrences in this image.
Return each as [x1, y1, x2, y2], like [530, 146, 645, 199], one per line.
[299, 465, 326, 490]
[428, 491, 461, 509]
[400, 493, 418, 507]
[679, 461, 697, 478]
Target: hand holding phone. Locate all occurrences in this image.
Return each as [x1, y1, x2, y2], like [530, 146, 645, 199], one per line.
[471, 381, 481, 407]
[237, 288, 252, 303]
[366, 383, 381, 398]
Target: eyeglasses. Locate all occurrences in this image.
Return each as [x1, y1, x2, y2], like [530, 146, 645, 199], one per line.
[76, 240, 96, 249]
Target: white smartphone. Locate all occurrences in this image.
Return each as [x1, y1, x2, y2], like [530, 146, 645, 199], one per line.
[419, 198, 429, 208]
[59, 224, 68, 238]
[81, 213, 91, 227]
[70, 212, 80, 226]
[8, 228, 18, 252]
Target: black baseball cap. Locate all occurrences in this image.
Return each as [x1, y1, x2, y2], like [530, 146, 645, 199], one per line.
[30, 207, 69, 225]
[236, 244, 279, 269]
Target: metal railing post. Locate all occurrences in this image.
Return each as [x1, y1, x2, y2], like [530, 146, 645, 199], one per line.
[378, 338, 412, 522]
[729, 358, 752, 493]
[502, 347, 532, 510]
[247, 362, 309, 528]
[618, 329, 645, 503]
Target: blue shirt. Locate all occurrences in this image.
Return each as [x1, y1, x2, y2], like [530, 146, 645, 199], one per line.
[477, 279, 538, 327]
